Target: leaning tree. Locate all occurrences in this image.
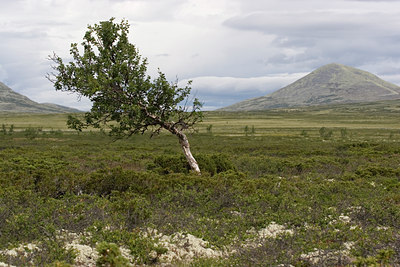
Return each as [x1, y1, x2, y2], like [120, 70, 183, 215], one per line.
[48, 18, 203, 174]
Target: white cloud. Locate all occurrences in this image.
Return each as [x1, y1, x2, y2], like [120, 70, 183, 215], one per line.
[185, 73, 305, 95]
[0, 65, 8, 82]
[179, 73, 307, 109]
[1, 0, 400, 110]
[224, 10, 400, 40]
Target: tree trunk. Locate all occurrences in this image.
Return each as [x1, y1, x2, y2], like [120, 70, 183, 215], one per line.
[178, 133, 201, 174]
[162, 123, 201, 174]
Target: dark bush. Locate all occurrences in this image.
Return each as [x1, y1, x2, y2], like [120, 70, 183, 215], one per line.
[83, 167, 141, 196]
[149, 154, 189, 174]
[148, 153, 236, 175]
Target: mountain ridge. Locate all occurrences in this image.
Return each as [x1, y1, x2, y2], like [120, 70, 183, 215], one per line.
[220, 63, 400, 111]
[0, 81, 80, 113]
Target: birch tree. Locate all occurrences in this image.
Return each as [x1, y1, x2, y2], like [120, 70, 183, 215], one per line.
[48, 18, 203, 173]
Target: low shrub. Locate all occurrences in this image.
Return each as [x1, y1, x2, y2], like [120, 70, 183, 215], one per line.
[24, 127, 41, 140]
[148, 154, 189, 174]
[84, 167, 141, 196]
[319, 127, 333, 140]
[96, 242, 128, 267]
[109, 191, 151, 228]
[148, 153, 236, 175]
[33, 238, 77, 266]
[88, 228, 166, 265]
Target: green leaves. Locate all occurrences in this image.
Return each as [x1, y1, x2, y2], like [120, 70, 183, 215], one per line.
[48, 18, 202, 139]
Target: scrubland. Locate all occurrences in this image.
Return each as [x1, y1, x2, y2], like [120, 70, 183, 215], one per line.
[0, 100, 400, 266]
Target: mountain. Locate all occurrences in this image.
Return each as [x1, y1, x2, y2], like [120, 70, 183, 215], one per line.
[0, 81, 80, 113]
[221, 63, 400, 111]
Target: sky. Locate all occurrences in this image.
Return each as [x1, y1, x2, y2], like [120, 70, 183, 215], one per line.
[1, 0, 400, 111]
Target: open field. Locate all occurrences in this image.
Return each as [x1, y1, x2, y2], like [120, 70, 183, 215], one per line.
[2, 99, 400, 133]
[0, 100, 400, 266]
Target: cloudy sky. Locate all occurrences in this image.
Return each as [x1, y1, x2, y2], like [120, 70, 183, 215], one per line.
[1, 0, 400, 110]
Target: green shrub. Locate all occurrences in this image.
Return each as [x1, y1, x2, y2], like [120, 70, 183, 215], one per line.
[300, 130, 308, 137]
[110, 191, 151, 228]
[319, 127, 333, 140]
[34, 238, 77, 266]
[354, 249, 395, 267]
[206, 124, 213, 134]
[88, 228, 166, 266]
[355, 165, 400, 179]
[48, 261, 73, 267]
[340, 128, 348, 139]
[197, 154, 237, 175]
[127, 234, 167, 265]
[96, 242, 129, 267]
[151, 154, 189, 174]
[24, 127, 40, 140]
[84, 167, 141, 196]
[148, 154, 236, 175]
[0, 124, 14, 136]
[49, 129, 63, 136]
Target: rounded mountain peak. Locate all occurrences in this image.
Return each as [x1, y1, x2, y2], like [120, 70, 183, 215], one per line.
[221, 63, 400, 111]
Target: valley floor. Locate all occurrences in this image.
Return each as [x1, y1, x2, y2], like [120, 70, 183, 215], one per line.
[0, 104, 399, 266]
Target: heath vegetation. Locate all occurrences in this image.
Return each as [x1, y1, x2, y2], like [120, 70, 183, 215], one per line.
[0, 100, 399, 266]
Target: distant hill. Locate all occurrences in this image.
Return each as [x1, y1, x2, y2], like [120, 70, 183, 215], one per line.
[0, 81, 80, 113]
[220, 63, 400, 111]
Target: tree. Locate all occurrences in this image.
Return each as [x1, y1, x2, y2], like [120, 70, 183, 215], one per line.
[47, 18, 203, 174]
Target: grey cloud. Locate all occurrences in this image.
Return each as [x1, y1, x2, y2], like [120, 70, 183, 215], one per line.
[2, 0, 400, 111]
[180, 74, 306, 109]
[0, 65, 8, 82]
[224, 11, 399, 38]
[223, 10, 400, 74]
[348, 0, 400, 1]
[0, 31, 48, 39]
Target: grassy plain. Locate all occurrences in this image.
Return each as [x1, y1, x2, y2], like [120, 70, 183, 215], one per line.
[0, 100, 400, 266]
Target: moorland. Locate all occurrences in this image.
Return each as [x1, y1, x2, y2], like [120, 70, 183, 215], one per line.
[0, 100, 400, 266]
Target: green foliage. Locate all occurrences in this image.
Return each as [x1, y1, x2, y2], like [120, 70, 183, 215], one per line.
[48, 18, 202, 138]
[34, 239, 77, 266]
[47, 261, 73, 267]
[96, 242, 128, 267]
[84, 167, 141, 196]
[340, 127, 348, 139]
[148, 153, 236, 175]
[126, 233, 167, 265]
[49, 128, 63, 136]
[190, 257, 228, 266]
[110, 191, 151, 227]
[48, 18, 203, 172]
[88, 227, 166, 265]
[300, 129, 308, 137]
[23, 127, 43, 140]
[0, 124, 13, 135]
[197, 153, 237, 175]
[206, 124, 213, 134]
[319, 126, 333, 140]
[354, 249, 395, 267]
[244, 125, 255, 136]
[1, 108, 400, 265]
[149, 154, 189, 174]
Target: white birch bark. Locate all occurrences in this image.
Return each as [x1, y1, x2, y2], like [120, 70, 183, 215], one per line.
[178, 133, 201, 174]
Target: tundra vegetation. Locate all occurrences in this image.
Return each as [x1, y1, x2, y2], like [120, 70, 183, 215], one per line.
[0, 100, 400, 266]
